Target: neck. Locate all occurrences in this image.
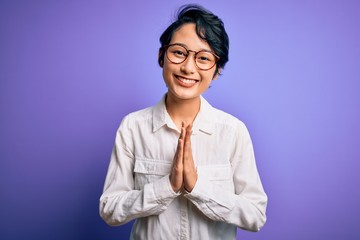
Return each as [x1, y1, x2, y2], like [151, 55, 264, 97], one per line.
[165, 94, 201, 128]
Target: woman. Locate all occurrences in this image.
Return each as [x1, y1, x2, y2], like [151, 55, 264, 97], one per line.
[100, 4, 267, 239]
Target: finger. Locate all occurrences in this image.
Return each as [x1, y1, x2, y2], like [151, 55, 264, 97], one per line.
[184, 130, 193, 165]
[176, 126, 185, 158]
[186, 123, 192, 135]
[184, 124, 192, 151]
[180, 123, 186, 141]
[177, 138, 184, 163]
[179, 123, 184, 139]
[172, 144, 182, 171]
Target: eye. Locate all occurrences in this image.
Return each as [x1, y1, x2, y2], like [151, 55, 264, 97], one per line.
[173, 50, 186, 57]
[198, 56, 211, 61]
[167, 45, 188, 59]
[197, 52, 214, 63]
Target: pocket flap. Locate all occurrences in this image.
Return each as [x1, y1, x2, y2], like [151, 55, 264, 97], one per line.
[197, 164, 232, 180]
[134, 158, 172, 175]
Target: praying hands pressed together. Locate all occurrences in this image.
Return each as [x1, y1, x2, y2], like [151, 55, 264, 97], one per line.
[170, 122, 198, 193]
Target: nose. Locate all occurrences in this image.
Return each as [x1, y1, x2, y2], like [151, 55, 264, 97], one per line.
[180, 52, 197, 74]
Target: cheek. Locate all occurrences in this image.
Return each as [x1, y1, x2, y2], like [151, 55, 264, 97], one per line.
[162, 63, 168, 75]
[209, 69, 218, 80]
[201, 72, 216, 84]
[162, 61, 176, 77]
[162, 62, 173, 84]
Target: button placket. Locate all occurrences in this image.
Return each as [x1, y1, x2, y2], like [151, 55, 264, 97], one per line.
[179, 197, 189, 240]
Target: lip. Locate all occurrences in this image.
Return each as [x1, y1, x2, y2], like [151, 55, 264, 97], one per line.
[175, 74, 199, 88]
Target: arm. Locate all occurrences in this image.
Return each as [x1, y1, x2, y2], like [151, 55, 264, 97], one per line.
[99, 121, 179, 226]
[184, 123, 267, 231]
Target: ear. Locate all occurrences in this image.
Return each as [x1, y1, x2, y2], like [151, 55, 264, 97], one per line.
[212, 68, 222, 80]
[158, 48, 164, 67]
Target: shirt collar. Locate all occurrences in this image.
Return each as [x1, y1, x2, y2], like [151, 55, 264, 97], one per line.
[193, 96, 214, 135]
[152, 94, 215, 135]
[152, 94, 168, 132]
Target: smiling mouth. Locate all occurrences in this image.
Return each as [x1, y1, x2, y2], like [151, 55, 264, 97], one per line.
[175, 75, 199, 87]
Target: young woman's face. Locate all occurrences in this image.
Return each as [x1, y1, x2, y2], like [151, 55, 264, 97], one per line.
[162, 23, 219, 102]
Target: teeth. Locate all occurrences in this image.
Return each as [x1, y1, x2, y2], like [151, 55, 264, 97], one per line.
[178, 76, 196, 84]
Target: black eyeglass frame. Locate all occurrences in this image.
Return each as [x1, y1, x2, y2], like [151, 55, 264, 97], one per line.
[162, 43, 220, 71]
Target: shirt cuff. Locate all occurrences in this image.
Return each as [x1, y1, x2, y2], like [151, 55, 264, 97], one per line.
[153, 174, 181, 204]
[183, 174, 210, 199]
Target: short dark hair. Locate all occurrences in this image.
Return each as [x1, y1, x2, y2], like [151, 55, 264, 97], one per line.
[158, 4, 229, 74]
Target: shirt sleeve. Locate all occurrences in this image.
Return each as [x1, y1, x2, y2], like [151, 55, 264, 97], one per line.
[184, 122, 267, 232]
[99, 119, 180, 226]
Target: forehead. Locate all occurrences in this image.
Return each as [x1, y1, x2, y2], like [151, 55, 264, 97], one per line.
[169, 23, 211, 51]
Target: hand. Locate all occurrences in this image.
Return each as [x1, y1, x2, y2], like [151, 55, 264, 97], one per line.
[169, 122, 197, 193]
[183, 124, 197, 192]
[169, 123, 185, 192]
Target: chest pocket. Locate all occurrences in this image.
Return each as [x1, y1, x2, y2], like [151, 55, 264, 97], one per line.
[197, 164, 234, 193]
[133, 158, 172, 190]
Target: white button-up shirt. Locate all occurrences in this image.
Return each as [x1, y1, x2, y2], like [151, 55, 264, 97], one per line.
[100, 95, 267, 240]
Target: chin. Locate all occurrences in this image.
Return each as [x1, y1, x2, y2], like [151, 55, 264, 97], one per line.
[174, 92, 200, 101]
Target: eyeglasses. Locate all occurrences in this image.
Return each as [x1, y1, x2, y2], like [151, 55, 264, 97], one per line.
[163, 43, 220, 71]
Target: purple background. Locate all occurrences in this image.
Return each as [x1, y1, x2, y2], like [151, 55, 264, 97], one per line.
[1, 0, 359, 239]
